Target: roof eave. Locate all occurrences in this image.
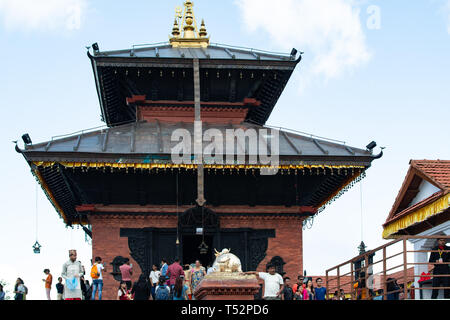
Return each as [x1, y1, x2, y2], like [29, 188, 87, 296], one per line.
[88, 51, 108, 125]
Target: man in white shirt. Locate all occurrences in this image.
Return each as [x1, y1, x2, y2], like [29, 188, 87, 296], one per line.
[91, 256, 106, 300]
[244, 264, 284, 300]
[149, 264, 161, 300]
[61, 249, 84, 300]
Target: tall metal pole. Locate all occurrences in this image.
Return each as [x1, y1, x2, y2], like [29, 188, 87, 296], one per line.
[193, 58, 205, 206]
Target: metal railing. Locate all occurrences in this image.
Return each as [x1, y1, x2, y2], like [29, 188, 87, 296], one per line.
[325, 235, 450, 300]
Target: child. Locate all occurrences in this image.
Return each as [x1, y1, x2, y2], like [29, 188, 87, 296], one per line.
[172, 276, 189, 300]
[117, 281, 131, 300]
[155, 276, 171, 300]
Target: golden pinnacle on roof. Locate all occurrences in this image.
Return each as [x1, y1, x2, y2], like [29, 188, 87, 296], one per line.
[169, 1, 210, 48]
[199, 19, 207, 38]
[172, 18, 180, 38]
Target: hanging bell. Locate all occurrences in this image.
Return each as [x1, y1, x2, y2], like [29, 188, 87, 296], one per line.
[32, 240, 42, 254]
[198, 241, 209, 255]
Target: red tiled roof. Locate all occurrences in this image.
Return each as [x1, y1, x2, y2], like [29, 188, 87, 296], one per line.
[384, 160, 450, 227]
[411, 160, 450, 191]
[374, 266, 433, 289]
[318, 268, 421, 293]
[386, 267, 415, 286]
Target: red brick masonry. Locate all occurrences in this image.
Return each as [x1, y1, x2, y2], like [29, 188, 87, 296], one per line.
[89, 214, 304, 300]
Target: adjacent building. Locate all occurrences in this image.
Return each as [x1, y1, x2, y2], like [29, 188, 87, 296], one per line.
[382, 159, 450, 298]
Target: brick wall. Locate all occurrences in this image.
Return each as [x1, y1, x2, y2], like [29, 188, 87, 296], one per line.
[220, 216, 304, 279]
[89, 214, 304, 300]
[90, 214, 178, 300]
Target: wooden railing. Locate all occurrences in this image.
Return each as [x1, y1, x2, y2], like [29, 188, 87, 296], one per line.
[325, 235, 449, 300]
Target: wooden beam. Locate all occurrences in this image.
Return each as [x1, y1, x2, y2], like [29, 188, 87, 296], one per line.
[76, 204, 317, 214]
[126, 96, 261, 107]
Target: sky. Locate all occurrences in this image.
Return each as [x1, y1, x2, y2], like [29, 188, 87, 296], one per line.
[0, 0, 449, 300]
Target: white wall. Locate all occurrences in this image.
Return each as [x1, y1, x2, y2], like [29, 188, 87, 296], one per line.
[408, 179, 440, 207]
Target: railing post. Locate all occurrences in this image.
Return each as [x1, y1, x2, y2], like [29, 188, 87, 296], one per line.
[364, 254, 369, 300]
[337, 266, 340, 299]
[403, 238, 408, 300]
[350, 261, 354, 300]
[383, 246, 387, 300]
[326, 270, 329, 300]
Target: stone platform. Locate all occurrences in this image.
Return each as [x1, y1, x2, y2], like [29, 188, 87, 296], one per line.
[193, 273, 260, 300]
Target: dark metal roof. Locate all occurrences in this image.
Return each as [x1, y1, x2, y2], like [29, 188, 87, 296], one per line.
[93, 42, 297, 62]
[88, 43, 301, 128]
[18, 121, 381, 226]
[21, 121, 375, 165]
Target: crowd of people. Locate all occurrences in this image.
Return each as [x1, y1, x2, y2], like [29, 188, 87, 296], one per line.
[246, 266, 328, 300]
[117, 257, 207, 300]
[2, 237, 448, 300]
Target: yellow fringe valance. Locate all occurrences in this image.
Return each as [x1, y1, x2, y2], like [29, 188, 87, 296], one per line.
[382, 193, 450, 239]
[32, 161, 365, 171]
[31, 160, 365, 224]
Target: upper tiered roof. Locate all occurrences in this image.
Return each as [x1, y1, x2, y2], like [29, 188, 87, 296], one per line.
[88, 1, 301, 127]
[94, 42, 297, 62]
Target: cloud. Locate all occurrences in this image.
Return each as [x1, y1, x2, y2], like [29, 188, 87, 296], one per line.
[235, 0, 371, 83]
[0, 0, 86, 32]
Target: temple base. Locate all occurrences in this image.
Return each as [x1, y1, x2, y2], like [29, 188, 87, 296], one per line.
[193, 273, 260, 300]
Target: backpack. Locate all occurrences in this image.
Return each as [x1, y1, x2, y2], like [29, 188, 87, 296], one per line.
[91, 264, 100, 279]
[155, 285, 170, 300]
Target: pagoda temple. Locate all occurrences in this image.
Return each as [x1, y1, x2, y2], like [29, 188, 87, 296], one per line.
[17, 1, 382, 300]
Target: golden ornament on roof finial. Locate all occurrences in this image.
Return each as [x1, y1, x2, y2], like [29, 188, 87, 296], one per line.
[169, 0, 209, 48]
[199, 19, 207, 38]
[172, 18, 180, 38]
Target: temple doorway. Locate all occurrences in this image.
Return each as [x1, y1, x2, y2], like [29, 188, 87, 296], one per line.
[182, 234, 214, 268]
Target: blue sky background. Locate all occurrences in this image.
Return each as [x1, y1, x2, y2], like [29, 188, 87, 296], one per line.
[0, 0, 449, 299]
